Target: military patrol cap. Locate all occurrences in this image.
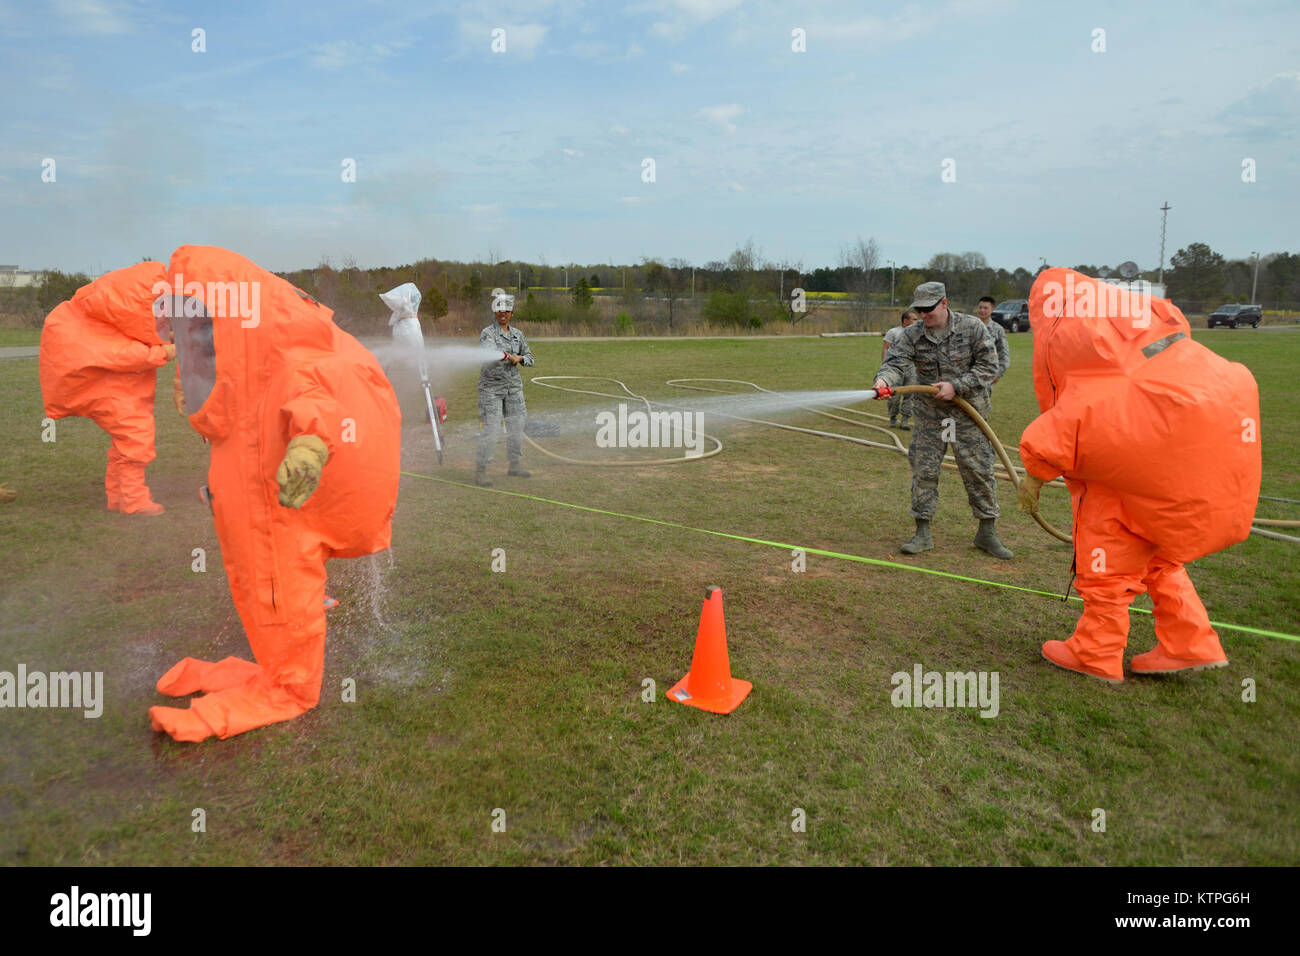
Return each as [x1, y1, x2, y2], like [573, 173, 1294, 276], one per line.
[909, 281, 947, 309]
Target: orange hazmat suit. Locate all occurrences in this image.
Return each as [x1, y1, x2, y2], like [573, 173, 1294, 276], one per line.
[38, 262, 173, 514]
[149, 246, 401, 741]
[1018, 269, 1261, 681]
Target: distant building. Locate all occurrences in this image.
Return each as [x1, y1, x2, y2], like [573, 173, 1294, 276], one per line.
[0, 265, 40, 288]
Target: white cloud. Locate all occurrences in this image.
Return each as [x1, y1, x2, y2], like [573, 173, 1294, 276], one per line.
[51, 0, 133, 35]
[699, 103, 742, 133]
[669, 61, 690, 74]
[792, 0, 1010, 51]
[673, 0, 744, 16]
[1219, 72, 1300, 137]
[563, 148, 584, 157]
[308, 38, 416, 70]
[648, 0, 746, 39]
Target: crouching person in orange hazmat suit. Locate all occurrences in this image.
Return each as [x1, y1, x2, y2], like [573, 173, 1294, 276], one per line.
[149, 246, 401, 741]
[1017, 268, 1261, 682]
[39, 262, 176, 515]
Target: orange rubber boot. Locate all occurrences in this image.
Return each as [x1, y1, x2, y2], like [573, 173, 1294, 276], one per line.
[1042, 640, 1124, 683]
[1130, 560, 1227, 674]
[1043, 579, 1131, 682]
[156, 656, 264, 697]
[149, 705, 218, 742]
[117, 461, 164, 515]
[152, 676, 315, 742]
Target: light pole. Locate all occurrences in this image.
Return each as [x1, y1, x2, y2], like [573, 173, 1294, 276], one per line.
[888, 259, 895, 306]
[1251, 251, 1260, 305]
[1158, 201, 1171, 288]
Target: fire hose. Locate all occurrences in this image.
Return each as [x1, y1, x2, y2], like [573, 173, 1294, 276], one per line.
[867, 384, 1071, 543]
[666, 378, 1065, 488]
[524, 376, 723, 465]
[524, 377, 1290, 545]
[665, 378, 1071, 543]
[525, 375, 1071, 542]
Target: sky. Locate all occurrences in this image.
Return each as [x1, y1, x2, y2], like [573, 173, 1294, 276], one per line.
[1, 0, 1297, 275]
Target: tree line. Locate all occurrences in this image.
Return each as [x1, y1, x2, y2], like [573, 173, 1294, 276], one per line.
[3, 240, 1295, 333]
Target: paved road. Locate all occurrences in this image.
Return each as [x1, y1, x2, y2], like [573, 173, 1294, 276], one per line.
[0, 346, 38, 359]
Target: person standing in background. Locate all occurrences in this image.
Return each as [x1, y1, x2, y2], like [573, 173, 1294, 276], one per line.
[476, 291, 534, 487]
[882, 309, 918, 429]
[976, 295, 1010, 391]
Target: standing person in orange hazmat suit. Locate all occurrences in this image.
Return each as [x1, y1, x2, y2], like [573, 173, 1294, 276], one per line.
[1017, 268, 1261, 682]
[38, 262, 176, 515]
[149, 246, 401, 741]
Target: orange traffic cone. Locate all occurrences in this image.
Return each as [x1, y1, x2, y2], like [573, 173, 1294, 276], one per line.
[668, 586, 752, 714]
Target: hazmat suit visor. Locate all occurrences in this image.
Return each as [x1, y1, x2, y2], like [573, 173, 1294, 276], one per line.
[154, 296, 217, 414]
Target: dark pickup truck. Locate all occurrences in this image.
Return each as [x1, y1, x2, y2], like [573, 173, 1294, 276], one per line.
[991, 300, 1030, 332]
[1207, 304, 1262, 329]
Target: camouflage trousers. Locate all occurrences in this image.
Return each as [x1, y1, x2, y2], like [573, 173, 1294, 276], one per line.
[907, 413, 1000, 520]
[476, 389, 526, 468]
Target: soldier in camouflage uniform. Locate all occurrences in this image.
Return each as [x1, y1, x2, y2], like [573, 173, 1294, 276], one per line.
[873, 282, 1013, 559]
[976, 296, 1010, 412]
[882, 309, 918, 429]
[476, 292, 534, 487]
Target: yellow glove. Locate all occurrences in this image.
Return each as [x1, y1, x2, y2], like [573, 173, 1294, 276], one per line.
[173, 372, 188, 416]
[1018, 474, 1045, 514]
[275, 435, 329, 508]
[146, 344, 174, 366]
[0, 483, 16, 503]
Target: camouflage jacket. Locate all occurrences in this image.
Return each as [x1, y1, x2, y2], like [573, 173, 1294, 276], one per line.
[478, 323, 534, 395]
[875, 310, 997, 420]
[981, 318, 1011, 379]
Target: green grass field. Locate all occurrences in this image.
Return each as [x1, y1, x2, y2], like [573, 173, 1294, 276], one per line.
[1, 328, 1297, 865]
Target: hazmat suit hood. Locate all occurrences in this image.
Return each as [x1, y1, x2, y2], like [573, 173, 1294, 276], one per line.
[39, 261, 171, 423]
[1029, 267, 1191, 414]
[163, 245, 339, 440]
[1022, 268, 1261, 562]
[73, 260, 168, 346]
[380, 283, 421, 324]
[380, 282, 428, 376]
[163, 242, 400, 549]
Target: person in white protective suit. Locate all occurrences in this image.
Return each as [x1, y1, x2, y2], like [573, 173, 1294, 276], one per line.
[379, 282, 447, 450]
